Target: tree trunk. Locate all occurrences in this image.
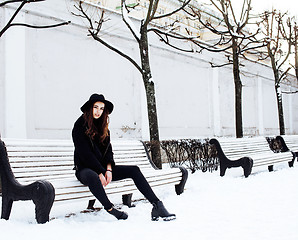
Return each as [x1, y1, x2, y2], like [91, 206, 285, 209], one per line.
[295, 27, 298, 81]
[275, 84, 285, 135]
[268, 45, 285, 135]
[232, 39, 243, 138]
[139, 25, 162, 169]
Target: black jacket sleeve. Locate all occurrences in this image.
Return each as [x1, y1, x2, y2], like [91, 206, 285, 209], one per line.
[72, 116, 107, 174]
[101, 135, 115, 169]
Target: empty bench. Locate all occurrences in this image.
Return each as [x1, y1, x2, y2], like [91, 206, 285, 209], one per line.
[276, 135, 298, 159]
[209, 137, 295, 177]
[0, 138, 188, 223]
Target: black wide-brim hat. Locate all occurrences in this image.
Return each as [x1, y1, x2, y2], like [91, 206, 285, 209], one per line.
[80, 93, 114, 114]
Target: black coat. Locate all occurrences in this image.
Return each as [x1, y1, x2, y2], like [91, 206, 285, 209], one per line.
[72, 115, 115, 175]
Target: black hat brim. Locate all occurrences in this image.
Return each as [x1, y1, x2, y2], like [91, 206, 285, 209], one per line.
[80, 96, 114, 114]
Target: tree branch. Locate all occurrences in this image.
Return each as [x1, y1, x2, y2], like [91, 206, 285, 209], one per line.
[0, 0, 44, 7]
[121, 0, 140, 43]
[9, 21, 70, 29]
[152, 0, 191, 20]
[210, 61, 233, 68]
[89, 30, 142, 74]
[73, 1, 142, 73]
[193, 39, 233, 53]
[153, 30, 195, 53]
[279, 67, 291, 83]
[228, 0, 238, 26]
[239, 0, 251, 30]
[75, 1, 94, 31]
[186, 7, 230, 35]
[239, 0, 246, 23]
[218, 0, 234, 35]
[194, 33, 232, 49]
[0, 0, 69, 37]
[209, 0, 225, 16]
[281, 90, 298, 94]
[240, 43, 267, 54]
[148, 27, 197, 41]
[149, 0, 160, 21]
[277, 23, 292, 70]
[144, 0, 159, 27]
[0, 0, 26, 37]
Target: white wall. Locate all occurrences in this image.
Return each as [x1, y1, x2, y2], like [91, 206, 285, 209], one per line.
[0, 8, 5, 138]
[1, 7, 27, 138]
[292, 93, 298, 131]
[0, 0, 297, 141]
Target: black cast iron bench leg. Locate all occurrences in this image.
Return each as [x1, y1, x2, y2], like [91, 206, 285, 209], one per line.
[0, 140, 55, 224]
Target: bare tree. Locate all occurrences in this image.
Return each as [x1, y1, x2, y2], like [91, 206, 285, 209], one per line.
[259, 10, 294, 135]
[185, 0, 266, 138]
[293, 20, 298, 81]
[72, 0, 196, 168]
[0, 0, 70, 38]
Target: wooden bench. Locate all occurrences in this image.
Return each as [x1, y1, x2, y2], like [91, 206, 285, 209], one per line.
[209, 137, 295, 178]
[0, 138, 188, 223]
[276, 135, 298, 159]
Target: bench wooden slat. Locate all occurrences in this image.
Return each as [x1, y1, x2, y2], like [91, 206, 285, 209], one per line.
[225, 151, 293, 162]
[14, 167, 155, 182]
[9, 157, 74, 162]
[7, 152, 73, 157]
[8, 151, 148, 159]
[54, 174, 182, 194]
[11, 161, 152, 172]
[54, 177, 182, 202]
[8, 155, 150, 164]
[16, 174, 75, 184]
[13, 165, 155, 181]
[10, 156, 149, 167]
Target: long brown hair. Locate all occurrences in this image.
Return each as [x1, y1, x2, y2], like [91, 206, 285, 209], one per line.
[83, 103, 109, 143]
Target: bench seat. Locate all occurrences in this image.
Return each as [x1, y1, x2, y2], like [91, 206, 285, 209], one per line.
[210, 137, 295, 177]
[0, 138, 188, 223]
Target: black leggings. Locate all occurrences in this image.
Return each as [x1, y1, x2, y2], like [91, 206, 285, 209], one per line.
[75, 165, 160, 210]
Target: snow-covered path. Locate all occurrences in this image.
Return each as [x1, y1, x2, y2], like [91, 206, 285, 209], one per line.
[1, 163, 297, 240]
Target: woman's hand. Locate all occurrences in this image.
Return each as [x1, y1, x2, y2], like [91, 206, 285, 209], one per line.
[105, 170, 112, 185]
[99, 170, 112, 187]
[99, 173, 107, 187]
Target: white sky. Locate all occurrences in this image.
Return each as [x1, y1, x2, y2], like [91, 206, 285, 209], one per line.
[253, 0, 297, 16]
[236, 0, 297, 17]
[200, 0, 297, 17]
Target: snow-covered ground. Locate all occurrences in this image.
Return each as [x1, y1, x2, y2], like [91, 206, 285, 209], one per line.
[1, 162, 297, 240]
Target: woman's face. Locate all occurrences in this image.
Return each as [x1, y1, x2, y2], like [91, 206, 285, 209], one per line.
[93, 101, 105, 119]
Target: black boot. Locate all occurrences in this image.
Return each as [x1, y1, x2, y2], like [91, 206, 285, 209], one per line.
[151, 201, 176, 221]
[107, 208, 128, 220]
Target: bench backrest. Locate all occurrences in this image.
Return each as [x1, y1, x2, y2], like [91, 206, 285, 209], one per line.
[3, 138, 154, 185]
[216, 137, 273, 160]
[280, 135, 298, 152]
